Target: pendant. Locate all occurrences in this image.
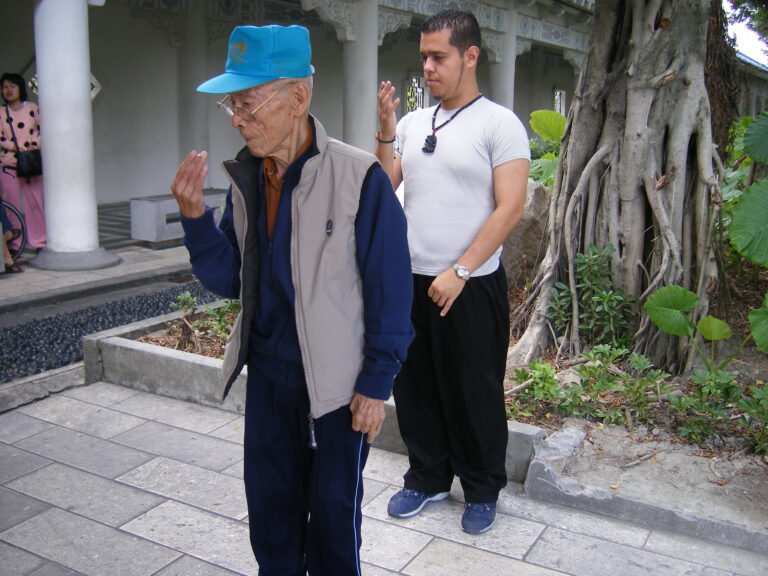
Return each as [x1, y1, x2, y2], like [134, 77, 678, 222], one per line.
[422, 134, 437, 154]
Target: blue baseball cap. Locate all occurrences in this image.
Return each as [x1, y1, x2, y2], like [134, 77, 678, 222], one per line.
[197, 25, 314, 94]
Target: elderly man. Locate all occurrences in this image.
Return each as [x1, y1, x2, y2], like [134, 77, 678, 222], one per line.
[171, 24, 413, 575]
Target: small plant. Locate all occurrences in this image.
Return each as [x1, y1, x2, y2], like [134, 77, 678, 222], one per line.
[620, 353, 671, 424]
[171, 291, 201, 353]
[172, 291, 198, 316]
[547, 245, 636, 347]
[512, 358, 561, 402]
[739, 382, 768, 454]
[200, 299, 240, 339]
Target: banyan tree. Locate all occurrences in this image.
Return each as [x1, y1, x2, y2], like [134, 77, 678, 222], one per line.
[510, 0, 740, 373]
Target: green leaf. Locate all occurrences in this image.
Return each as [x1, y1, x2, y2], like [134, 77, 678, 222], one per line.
[529, 157, 558, 188]
[743, 111, 768, 163]
[529, 110, 566, 143]
[730, 179, 768, 266]
[696, 315, 732, 341]
[749, 295, 768, 352]
[644, 285, 697, 337]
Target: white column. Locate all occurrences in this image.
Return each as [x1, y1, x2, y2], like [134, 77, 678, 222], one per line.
[489, 11, 518, 111]
[33, 0, 119, 269]
[178, 0, 208, 156]
[343, 0, 378, 150]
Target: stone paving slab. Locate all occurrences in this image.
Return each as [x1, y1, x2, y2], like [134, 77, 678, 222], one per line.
[360, 516, 433, 572]
[7, 462, 164, 527]
[209, 416, 245, 444]
[0, 443, 51, 484]
[403, 538, 563, 576]
[62, 380, 142, 408]
[1, 508, 181, 576]
[14, 426, 154, 479]
[108, 390, 240, 434]
[496, 487, 651, 548]
[121, 500, 258, 575]
[117, 457, 248, 520]
[16, 395, 146, 439]
[643, 531, 768, 576]
[525, 528, 732, 576]
[0, 485, 49, 532]
[0, 540, 47, 575]
[0, 410, 53, 444]
[112, 421, 242, 472]
[154, 554, 242, 576]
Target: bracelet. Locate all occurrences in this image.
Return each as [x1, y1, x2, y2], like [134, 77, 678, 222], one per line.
[375, 131, 396, 144]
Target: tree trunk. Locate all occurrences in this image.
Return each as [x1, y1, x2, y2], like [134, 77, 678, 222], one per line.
[511, 0, 722, 373]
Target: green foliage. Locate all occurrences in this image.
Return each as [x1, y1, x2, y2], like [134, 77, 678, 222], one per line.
[667, 369, 740, 443]
[172, 291, 198, 318]
[198, 299, 241, 339]
[528, 109, 566, 188]
[743, 112, 768, 163]
[739, 383, 768, 454]
[546, 245, 635, 347]
[729, 178, 768, 266]
[513, 358, 561, 402]
[644, 285, 698, 337]
[645, 285, 768, 369]
[528, 154, 558, 188]
[530, 110, 567, 144]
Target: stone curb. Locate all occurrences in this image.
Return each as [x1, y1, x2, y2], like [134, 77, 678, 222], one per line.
[523, 426, 768, 555]
[0, 363, 86, 413]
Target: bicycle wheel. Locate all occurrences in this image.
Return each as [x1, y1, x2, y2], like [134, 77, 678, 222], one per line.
[2, 200, 27, 262]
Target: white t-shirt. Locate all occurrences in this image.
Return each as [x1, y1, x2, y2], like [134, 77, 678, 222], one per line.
[395, 96, 530, 276]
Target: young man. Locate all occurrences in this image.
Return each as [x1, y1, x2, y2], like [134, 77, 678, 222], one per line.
[375, 10, 530, 534]
[172, 24, 414, 575]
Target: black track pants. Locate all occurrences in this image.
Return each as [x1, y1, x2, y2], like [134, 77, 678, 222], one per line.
[393, 266, 509, 503]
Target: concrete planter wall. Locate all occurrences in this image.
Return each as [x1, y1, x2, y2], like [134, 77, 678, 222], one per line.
[83, 307, 542, 484]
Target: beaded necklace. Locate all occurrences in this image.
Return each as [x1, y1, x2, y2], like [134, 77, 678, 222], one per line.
[422, 93, 484, 153]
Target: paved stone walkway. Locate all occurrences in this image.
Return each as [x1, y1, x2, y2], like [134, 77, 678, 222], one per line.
[2, 374, 767, 576]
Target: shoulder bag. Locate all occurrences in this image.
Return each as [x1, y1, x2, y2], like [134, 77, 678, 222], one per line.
[4, 104, 42, 179]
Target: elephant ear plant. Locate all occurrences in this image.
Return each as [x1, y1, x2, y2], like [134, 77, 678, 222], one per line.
[528, 109, 566, 189]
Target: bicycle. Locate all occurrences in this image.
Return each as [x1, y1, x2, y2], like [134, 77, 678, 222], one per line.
[2, 199, 28, 262]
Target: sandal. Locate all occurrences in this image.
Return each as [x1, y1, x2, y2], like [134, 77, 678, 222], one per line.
[3, 228, 21, 242]
[4, 262, 23, 273]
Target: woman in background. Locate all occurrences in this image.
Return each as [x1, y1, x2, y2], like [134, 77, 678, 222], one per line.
[0, 72, 46, 252]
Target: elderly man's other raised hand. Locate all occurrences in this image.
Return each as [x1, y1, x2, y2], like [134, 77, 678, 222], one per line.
[171, 150, 209, 219]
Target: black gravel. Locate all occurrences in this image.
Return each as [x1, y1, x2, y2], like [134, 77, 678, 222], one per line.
[0, 281, 220, 383]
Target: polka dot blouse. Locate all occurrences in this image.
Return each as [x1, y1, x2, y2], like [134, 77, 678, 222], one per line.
[0, 102, 41, 168]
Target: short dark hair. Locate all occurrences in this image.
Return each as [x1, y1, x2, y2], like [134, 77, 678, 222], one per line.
[421, 10, 481, 54]
[1, 73, 28, 102]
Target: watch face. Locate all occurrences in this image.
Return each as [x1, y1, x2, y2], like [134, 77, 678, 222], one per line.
[454, 265, 469, 279]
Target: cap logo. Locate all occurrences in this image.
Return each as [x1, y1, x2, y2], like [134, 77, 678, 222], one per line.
[230, 41, 247, 63]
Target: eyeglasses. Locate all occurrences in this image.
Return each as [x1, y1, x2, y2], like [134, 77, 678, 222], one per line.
[217, 82, 293, 121]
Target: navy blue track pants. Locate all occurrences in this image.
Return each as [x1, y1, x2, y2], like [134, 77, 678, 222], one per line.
[243, 365, 369, 576]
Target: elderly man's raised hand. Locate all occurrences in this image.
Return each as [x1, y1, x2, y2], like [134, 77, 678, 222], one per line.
[171, 150, 209, 219]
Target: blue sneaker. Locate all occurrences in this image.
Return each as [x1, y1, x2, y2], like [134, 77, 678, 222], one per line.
[461, 502, 496, 534]
[387, 489, 450, 518]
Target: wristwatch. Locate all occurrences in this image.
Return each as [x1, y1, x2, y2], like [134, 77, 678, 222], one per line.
[452, 264, 471, 281]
